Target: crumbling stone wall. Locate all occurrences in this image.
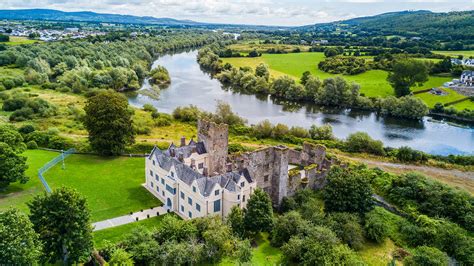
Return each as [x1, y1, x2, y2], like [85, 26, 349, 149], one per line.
[197, 120, 228, 175]
[230, 146, 289, 206]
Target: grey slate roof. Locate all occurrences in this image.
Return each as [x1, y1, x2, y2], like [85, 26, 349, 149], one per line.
[164, 139, 207, 159]
[150, 146, 253, 197]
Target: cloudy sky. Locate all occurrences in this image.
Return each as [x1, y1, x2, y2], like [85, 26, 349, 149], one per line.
[2, 0, 473, 26]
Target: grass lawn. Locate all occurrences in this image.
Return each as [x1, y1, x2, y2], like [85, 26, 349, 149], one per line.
[452, 98, 474, 110]
[0, 150, 162, 222]
[4, 36, 41, 46]
[222, 52, 452, 98]
[0, 150, 58, 214]
[93, 215, 168, 249]
[432, 50, 474, 58]
[44, 153, 162, 222]
[219, 233, 283, 266]
[415, 88, 470, 109]
[358, 239, 401, 266]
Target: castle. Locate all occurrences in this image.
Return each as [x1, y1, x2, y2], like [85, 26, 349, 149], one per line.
[144, 120, 331, 220]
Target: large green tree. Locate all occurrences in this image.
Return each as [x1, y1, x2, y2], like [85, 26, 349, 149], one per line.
[0, 142, 28, 190]
[323, 166, 374, 214]
[83, 90, 135, 155]
[244, 188, 273, 234]
[28, 187, 93, 264]
[0, 208, 42, 264]
[387, 59, 429, 97]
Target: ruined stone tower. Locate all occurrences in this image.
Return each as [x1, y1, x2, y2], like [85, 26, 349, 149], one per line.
[197, 120, 228, 175]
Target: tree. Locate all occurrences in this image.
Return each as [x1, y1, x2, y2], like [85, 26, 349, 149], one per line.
[255, 63, 270, 81]
[388, 59, 428, 97]
[0, 124, 26, 152]
[300, 71, 311, 85]
[244, 188, 273, 234]
[0, 208, 42, 264]
[364, 208, 389, 243]
[345, 132, 385, 155]
[271, 211, 311, 247]
[28, 187, 93, 264]
[235, 239, 252, 264]
[323, 166, 374, 214]
[108, 249, 134, 265]
[227, 206, 245, 237]
[83, 90, 135, 155]
[0, 142, 28, 190]
[309, 124, 334, 140]
[324, 212, 365, 250]
[404, 246, 449, 266]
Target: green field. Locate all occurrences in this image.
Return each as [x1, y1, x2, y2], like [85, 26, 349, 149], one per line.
[415, 88, 469, 108]
[4, 36, 41, 46]
[0, 150, 162, 222]
[222, 52, 453, 98]
[432, 50, 474, 58]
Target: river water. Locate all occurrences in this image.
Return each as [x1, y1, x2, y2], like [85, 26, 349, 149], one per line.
[128, 50, 474, 156]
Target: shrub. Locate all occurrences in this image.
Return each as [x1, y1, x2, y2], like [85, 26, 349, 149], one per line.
[395, 146, 428, 163]
[364, 209, 389, 243]
[345, 132, 385, 155]
[404, 246, 449, 266]
[26, 140, 38, 150]
[309, 124, 334, 140]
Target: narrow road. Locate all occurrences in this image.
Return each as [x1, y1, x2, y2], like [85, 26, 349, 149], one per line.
[92, 206, 167, 231]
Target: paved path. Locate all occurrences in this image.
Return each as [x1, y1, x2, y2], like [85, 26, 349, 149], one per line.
[92, 206, 168, 231]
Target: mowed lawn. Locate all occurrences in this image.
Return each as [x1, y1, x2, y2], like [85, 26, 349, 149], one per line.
[415, 88, 469, 109]
[45, 153, 162, 222]
[0, 150, 162, 222]
[0, 150, 58, 214]
[223, 52, 452, 98]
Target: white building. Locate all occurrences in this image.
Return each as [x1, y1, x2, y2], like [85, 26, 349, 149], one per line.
[460, 70, 474, 87]
[144, 138, 256, 220]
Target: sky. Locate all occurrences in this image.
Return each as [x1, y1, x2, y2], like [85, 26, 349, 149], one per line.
[2, 0, 474, 26]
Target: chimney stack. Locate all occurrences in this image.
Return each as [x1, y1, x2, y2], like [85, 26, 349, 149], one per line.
[226, 163, 233, 173]
[180, 136, 186, 147]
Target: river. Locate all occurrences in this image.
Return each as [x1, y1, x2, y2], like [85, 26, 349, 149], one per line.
[128, 50, 474, 156]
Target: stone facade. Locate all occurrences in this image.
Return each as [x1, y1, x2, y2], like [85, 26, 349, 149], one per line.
[198, 120, 229, 175]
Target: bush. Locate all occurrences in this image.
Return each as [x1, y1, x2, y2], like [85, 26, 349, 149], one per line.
[172, 105, 202, 122]
[318, 56, 368, 75]
[26, 140, 38, 150]
[395, 146, 428, 163]
[309, 124, 334, 140]
[345, 132, 385, 155]
[404, 246, 449, 266]
[154, 114, 172, 127]
[364, 209, 389, 243]
[18, 124, 35, 135]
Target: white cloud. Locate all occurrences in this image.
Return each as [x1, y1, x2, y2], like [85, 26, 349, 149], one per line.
[0, 0, 472, 26]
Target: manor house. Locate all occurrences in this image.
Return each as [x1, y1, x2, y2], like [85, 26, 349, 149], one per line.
[145, 120, 332, 220]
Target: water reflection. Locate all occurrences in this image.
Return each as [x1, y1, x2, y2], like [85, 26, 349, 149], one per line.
[128, 50, 474, 155]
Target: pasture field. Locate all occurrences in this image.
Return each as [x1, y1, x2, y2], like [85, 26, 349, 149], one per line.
[432, 50, 474, 58]
[222, 52, 453, 98]
[227, 43, 311, 53]
[0, 150, 162, 222]
[4, 36, 41, 46]
[415, 88, 469, 109]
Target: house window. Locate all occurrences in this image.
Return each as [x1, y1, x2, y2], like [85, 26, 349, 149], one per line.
[188, 211, 192, 218]
[213, 200, 221, 212]
[150, 182, 154, 188]
[264, 175, 269, 182]
[240, 182, 245, 188]
[166, 184, 175, 195]
[161, 178, 165, 185]
[237, 195, 240, 200]
[170, 172, 175, 177]
[188, 197, 193, 205]
[193, 186, 196, 193]
[215, 190, 220, 196]
[180, 192, 185, 199]
[198, 163, 204, 169]
[150, 170, 153, 177]
[162, 191, 165, 197]
[243, 195, 246, 202]
[196, 203, 201, 212]
[152, 160, 155, 165]
[156, 186, 159, 192]
[155, 174, 159, 181]
[181, 205, 184, 212]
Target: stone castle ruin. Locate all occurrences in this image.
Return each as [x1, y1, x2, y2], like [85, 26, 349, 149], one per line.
[198, 120, 333, 206]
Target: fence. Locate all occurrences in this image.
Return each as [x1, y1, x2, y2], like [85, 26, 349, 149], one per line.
[38, 148, 76, 193]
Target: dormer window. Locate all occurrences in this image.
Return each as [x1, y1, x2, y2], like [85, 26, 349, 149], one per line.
[152, 160, 155, 165]
[240, 182, 245, 188]
[171, 172, 174, 177]
[215, 190, 220, 196]
[193, 186, 196, 193]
